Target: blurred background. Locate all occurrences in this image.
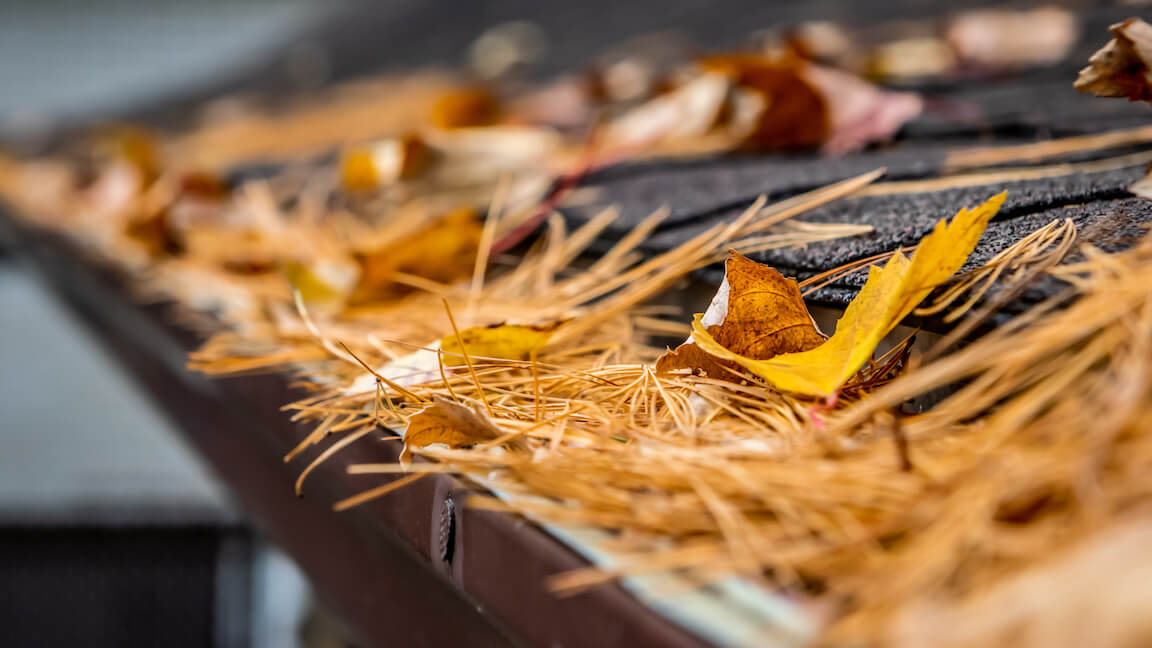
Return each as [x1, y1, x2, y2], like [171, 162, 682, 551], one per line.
[1, 2, 334, 647]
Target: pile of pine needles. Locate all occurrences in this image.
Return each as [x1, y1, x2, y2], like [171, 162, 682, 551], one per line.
[185, 168, 1151, 645]
[7, 106, 1152, 646]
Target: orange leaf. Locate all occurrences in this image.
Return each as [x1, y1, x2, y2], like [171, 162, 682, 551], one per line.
[1076, 18, 1152, 103]
[657, 252, 825, 378]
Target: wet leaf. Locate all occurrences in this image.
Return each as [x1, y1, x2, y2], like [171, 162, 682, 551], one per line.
[656, 252, 824, 378]
[440, 321, 564, 367]
[401, 397, 505, 467]
[691, 192, 1005, 396]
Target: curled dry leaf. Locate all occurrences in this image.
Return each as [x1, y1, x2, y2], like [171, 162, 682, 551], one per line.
[400, 397, 510, 467]
[691, 192, 1005, 396]
[1076, 18, 1152, 102]
[352, 207, 482, 302]
[656, 252, 824, 378]
[440, 321, 564, 367]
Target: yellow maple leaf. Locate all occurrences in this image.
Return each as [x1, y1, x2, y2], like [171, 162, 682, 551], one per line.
[691, 192, 1006, 396]
[440, 321, 563, 367]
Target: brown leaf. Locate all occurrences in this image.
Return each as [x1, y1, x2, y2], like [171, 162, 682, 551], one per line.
[657, 252, 825, 378]
[947, 7, 1078, 69]
[1076, 18, 1152, 102]
[699, 55, 829, 151]
[401, 397, 507, 467]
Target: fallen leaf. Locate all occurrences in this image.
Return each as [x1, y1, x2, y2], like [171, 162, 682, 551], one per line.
[701, 55, 922, 154]
[1130, 165, 1152, 200]
[1076, 18, 1152, 102]
[352, 207, 482, 302]
[700, 55, 829, 151]
[401, 397, 508, 467]
[657, 252, 825, 378]
[804, 64, 924, 155]
[691, 192, 1006, 396]
[440, 321, 564, 367]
